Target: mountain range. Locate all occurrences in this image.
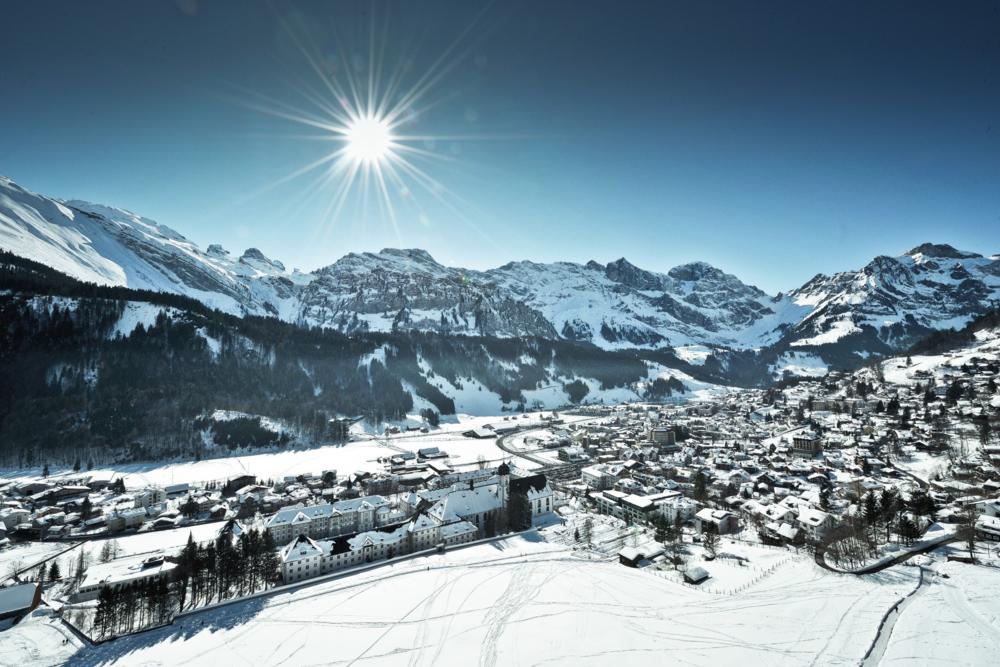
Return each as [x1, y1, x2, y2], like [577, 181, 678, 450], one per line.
[3, 175, 1000, 379]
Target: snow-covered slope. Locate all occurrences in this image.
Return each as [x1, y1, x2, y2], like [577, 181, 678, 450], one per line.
[488, 257, 798, 349]
[0, 176, 308, 316]
[3, 176, 999, 363]
[783, 244, 1000, 352]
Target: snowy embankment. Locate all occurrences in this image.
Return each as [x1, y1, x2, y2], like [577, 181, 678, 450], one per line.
[22, 533, 918, 667]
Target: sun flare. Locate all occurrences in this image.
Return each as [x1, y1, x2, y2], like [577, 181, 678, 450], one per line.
[344, 115, 394, 165]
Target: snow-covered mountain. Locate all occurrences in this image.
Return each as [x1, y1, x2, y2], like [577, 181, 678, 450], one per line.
[3, 175, 999, 368]
[781, 244, 1000, 351]
[0, 175, 309, 318]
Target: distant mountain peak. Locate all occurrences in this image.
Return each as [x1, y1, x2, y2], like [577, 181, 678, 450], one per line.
[667, 261, 721, 282]
[378, 248, 438, 264]
[240, 247, 285, 272]
[906, 242, 981, 260]
[604, 257, 663, 290]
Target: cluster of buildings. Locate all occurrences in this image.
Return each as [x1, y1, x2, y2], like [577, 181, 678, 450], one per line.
[275, 463, 553, 583]
[0, 472, 215, 545]
[552, 347, 1000, 552]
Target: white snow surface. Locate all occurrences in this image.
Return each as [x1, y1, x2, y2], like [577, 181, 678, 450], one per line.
[23, 534, 918, 666]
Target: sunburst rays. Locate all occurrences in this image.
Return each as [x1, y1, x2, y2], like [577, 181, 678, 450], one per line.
[231, 2, 498, 245]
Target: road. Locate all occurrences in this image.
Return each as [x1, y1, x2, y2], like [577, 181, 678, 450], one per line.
[814, 535, 959, 575]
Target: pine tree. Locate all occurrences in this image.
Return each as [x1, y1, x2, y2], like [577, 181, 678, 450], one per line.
[48, 560, 61, 581]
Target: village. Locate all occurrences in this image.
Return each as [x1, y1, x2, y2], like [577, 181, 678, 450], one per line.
[0, 344, 999, 649]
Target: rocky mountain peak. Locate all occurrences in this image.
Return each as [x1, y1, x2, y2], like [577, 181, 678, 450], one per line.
[378, 248, 438, 264]
[906, 243, 981, 260]
[240, 248, 285, 272]
[667, 261, 722, 282]
[604, 257, 663, 290]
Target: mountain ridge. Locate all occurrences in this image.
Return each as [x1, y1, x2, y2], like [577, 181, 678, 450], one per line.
[3, 175, 999, 369]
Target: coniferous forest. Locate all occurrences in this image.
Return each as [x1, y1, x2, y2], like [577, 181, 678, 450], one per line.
[0, 251, 670, 467]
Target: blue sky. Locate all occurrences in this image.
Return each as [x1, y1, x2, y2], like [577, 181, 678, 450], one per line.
[1, 0, 998, 293]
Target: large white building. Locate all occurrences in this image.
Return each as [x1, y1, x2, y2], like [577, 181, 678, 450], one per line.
[265, 495, 395, 545]
[278, 466, 554, 584]
[279, 514, 480, 583]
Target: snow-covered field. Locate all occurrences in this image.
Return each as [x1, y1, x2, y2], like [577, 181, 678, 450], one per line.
[880, 559, 1000, 665]
[0, 413, 558, 489]
[770, 351, 829, 378]
[0, 609, 82, 667]
[0, 541, 73, 581]
[3, 533, 917, 666]
[99, 413, 560, 488]
[65, 521, 228, 567]
[881, 327, 1000, 387]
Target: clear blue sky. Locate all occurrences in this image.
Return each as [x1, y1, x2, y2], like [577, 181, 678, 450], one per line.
[1, 0, 998, 293]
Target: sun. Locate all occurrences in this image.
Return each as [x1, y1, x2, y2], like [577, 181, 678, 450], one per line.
[344, 115, 394, 165]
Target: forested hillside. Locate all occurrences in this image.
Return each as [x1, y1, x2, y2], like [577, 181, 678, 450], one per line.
[0, 251, 671, 467]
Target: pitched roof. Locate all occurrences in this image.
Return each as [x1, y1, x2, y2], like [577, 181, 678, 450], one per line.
[0, 583, 37, 615]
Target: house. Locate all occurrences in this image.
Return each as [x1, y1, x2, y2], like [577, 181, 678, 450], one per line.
[795, 507, 835, 542]
[618, 544, 664, 567]
[106, 508, 147, 533]
[417, 447, 447, 459]
[694, 508, 739, 535]
[684, 566, 710, 584]
[581, 465, 617, 490]
[0, 583, 41, 624]
[557, 446, 588, 462]
[976, 515, 1000, 542]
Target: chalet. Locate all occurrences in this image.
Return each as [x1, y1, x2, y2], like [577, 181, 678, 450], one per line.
[694, 508, 738, 535]
[618, 544, 664, 567]
[975, 515, 1000, 542]
[795, 507, 834, 542]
